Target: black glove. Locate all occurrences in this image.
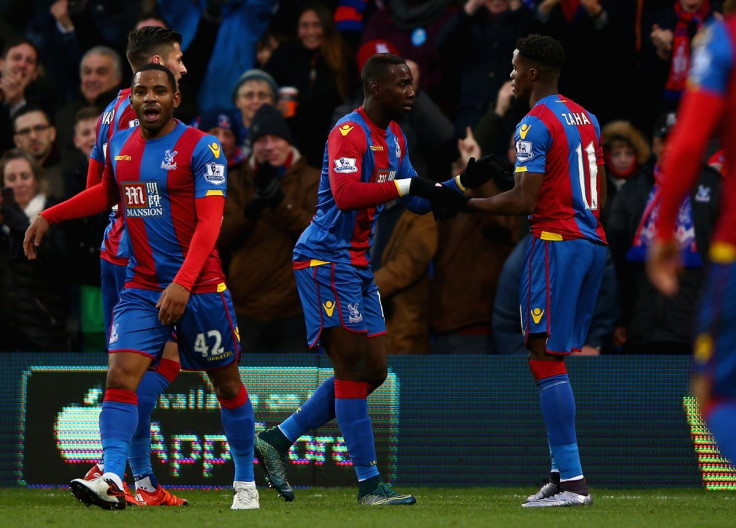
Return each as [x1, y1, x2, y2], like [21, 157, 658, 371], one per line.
[493, 167, 515, 192]
[431, 184, 468, 221]
[409, 178, 467, 221]
[458, 154, 497, 189]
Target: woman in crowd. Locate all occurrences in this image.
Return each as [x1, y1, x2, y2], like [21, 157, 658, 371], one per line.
[0, 148, 70, 351]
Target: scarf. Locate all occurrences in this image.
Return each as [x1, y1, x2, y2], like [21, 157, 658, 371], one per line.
[24, 193, 47, 224]
[604, 150, 639, 180]
[626, 163, 702, 267]
[665, 0, 710, 94]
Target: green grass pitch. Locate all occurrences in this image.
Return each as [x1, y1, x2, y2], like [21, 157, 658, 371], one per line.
[1, 486, 734, 528]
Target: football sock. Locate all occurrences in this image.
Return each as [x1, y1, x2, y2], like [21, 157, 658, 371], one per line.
[134, 475, 157, 492]
[261, 425, 293, 453]
[358, 474, 382, 497]
[219, 384, 255, 482]
[334, 379, 379, 482]
[100, 388, 138, 480]
[233, 480, 256, 490]
[704, 399, 736, 464]
[102, 471, 125, 491]
[129, 359, 178, 482]
[280, 376, 336, 443]
[530, 360, 584, 483]
[561, 476, 589, 495]
[549, 442, 558, 474]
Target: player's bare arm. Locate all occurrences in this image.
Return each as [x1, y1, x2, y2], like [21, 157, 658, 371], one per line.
[466, 171, 543, 215]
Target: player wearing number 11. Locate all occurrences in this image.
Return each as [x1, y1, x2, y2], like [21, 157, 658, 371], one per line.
[466, 34, 606, 507]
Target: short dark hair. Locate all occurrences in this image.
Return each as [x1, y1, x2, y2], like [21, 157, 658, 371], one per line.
[126, 26, 182, 71]
[133, 63, 177, 92]
[2, 37, 38, 61]
[75, 106, 101, 125]
[361, 53, 406, 89]
[12, 104, 52, 130]
[516, 34, 565, 73]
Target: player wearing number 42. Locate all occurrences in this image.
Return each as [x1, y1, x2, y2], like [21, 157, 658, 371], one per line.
[23, 63, 260, 511]
[466, 34, 607, 508]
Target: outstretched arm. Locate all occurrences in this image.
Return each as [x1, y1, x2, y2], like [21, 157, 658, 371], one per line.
[465, 171, 543, 215]
[23, 181, 118, 259]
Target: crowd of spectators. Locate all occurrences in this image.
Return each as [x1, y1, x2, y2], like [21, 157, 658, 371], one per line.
[0, 0, 727, 353]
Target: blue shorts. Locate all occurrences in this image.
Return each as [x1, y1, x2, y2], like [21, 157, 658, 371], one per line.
[693, 260, 736, 399]
[100, 259, 127, 340]
[294, 262, 386, 349]
[520, 236, 606, 354]
[109, 286, 240, 371]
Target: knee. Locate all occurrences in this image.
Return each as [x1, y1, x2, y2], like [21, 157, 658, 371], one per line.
[106, 366, 136, 391]
[213, 378, 242, 401]
[366, 365, 387, 390]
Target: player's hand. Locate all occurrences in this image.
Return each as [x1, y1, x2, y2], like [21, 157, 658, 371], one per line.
[646, 238, 681, 296]
[409, 178, 468, 220]
[430, 184, 468, 221]
[459, 154, 502, 189]
[156, 282, 191, 326]
[23, 214, 50, 260]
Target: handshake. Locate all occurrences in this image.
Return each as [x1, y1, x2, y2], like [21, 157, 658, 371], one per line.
[409, 178, 467, 221]
[409, 154, 510, 220]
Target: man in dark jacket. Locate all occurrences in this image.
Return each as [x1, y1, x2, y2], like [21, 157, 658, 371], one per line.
[606, 112, 721, 354]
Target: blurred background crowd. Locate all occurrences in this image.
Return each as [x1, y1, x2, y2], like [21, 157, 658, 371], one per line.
[0, 0, 727, 356]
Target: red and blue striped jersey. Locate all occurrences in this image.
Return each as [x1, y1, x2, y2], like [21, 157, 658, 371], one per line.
[104, 121, 227, 292]
[514, 94, 607, 244]
[657, 15, 736, 249]
[293, 107, 430, 267]
[91, 88, 138, 266]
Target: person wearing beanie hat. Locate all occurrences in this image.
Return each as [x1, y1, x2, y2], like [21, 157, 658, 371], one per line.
[195, 108, 244, 168]
[248, 103, 293, 145]
[231, 69, 279, 157]
[218, 103, 319, 358]
[232, 69, 279, 106]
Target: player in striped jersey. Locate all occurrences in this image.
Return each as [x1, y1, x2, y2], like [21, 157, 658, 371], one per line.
[648, 5, 736, 466]
[254, 53, 477, 505]
[25, 64, 258, 511]
[80, 26, 189, 507]
[467, 34, 606, 507]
